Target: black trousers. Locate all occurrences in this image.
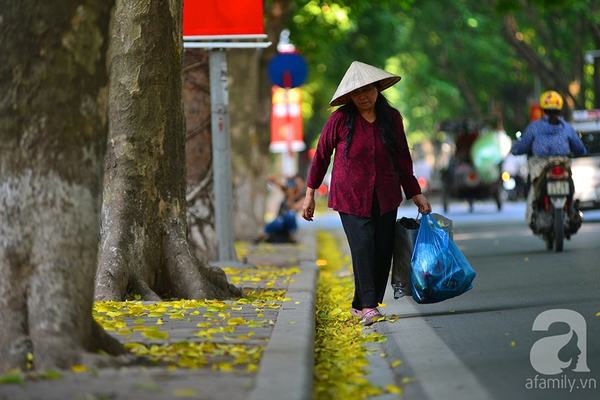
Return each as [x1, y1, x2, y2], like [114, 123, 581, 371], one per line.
[339, 196, 397, 310]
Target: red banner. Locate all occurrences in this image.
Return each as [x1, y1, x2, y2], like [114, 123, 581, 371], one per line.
[270, 87, 305, 153]
[530, 103, 543, 122]
[183, 0, 264, 37]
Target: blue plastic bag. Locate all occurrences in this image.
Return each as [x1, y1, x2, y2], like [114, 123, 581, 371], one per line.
[410, 214, 476, 304]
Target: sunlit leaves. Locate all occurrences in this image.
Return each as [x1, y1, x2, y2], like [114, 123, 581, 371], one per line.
[314, 230, 401, 399]
[88, 264, 299, 374]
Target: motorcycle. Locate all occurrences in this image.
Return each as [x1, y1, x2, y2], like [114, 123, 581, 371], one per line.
[529, 160, 583, 252]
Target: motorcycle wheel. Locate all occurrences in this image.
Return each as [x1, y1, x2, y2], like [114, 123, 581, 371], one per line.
[553, 207, 564, 252]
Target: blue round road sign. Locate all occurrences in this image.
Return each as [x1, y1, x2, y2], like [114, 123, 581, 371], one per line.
[268, 53, 308, 88]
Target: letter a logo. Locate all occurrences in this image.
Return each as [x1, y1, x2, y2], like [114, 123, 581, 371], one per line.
[530, 309, 590, 375]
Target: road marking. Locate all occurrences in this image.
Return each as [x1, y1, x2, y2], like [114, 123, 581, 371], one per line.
[385, 297, 493, 400]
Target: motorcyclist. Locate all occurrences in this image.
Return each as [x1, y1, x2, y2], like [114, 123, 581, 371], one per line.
[511, 90, 587, 228]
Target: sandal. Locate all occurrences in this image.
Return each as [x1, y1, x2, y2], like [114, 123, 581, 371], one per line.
[360, 308, 383, 326]
[350, 308, 362, 318]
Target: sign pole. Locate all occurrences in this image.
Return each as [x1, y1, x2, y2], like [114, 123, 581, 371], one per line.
[209, 49, 237, 263]
[183, 0, 270, 267]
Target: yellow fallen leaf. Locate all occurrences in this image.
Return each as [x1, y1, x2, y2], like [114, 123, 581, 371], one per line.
[391, 360, 402, 368]
[227, 317, 247, 326]
[401, 376, 418, 384]
[71, 365, 88, 373]
[142, 330, 169, 340]
[124, 343, 146, 351]
[213, 362, 234, 371]
[148, 312, 163, 318]
[329, 308, 342, 316]
[156, 318, 163, 325]
[386, 384, 403, 394]
[511, 341, 516, 347]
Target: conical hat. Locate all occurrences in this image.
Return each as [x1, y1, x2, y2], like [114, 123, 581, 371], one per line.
[330, 61, 401, 106]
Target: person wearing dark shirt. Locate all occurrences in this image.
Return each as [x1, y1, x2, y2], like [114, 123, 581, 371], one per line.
[512, 90, 587, 225]
[301, 61, 431, 326]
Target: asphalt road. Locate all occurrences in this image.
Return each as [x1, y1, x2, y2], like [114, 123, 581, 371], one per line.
[303, 199, 600, 400]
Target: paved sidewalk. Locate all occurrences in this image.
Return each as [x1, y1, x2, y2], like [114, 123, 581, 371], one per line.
[0, 228, 318, 400]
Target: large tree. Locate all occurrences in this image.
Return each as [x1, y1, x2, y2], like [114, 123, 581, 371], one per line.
[0, 0, 126, 372]
[494, 0, 600, 113]
[94, 0, 241, 301]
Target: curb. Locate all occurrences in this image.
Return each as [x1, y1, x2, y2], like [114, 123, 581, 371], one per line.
[249, 228, 318, 400]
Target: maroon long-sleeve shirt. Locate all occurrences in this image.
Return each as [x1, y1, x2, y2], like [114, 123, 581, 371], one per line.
[307, 107, 422, 218]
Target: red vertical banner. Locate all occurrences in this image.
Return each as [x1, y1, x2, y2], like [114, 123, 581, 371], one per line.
[183, 0, 264, 37]
[270, 87, 305, 153]
[530, 104, 543, 122]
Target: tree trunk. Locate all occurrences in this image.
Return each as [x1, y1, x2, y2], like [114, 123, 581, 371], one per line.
[229, 49, 271, 240]
[182, 49, 271, 250]
[182, 49, 216, 263]
[94, 0, 240, 301]
[0, 0, 126, 372]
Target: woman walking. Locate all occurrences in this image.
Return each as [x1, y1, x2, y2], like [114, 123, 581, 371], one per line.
[301, 61, 431, 326]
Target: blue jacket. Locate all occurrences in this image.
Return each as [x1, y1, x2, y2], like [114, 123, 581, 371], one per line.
[511, 116, 587, 157]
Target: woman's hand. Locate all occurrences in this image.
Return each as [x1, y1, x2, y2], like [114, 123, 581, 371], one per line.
[301, 189, 316, 221]
[412, 194, 432, 214]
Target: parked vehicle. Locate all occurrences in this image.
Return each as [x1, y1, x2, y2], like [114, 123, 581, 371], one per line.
[437, 118, 510, 213]
[571, 109, 600, 211]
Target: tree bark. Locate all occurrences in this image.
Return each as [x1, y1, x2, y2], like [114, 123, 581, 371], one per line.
[0, 0, 126, 372]
[229, 49, 271, 240]
[94, 0, 240, 301]
[182, 49, 216, 263]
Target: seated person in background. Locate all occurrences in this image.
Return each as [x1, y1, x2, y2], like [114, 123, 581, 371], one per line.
[257, 173, 306, 243]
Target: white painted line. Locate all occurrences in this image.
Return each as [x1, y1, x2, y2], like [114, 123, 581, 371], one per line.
[384, 296, 493, 400]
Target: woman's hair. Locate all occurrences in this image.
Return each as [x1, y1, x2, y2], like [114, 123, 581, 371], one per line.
[340, 89, 404, 180]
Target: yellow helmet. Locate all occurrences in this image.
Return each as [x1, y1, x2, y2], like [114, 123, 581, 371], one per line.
[539, 91, 563, 111]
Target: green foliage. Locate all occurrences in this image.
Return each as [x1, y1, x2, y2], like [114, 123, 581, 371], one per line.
[277, 0, 599, 146]
[285, 0, 414, 147]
